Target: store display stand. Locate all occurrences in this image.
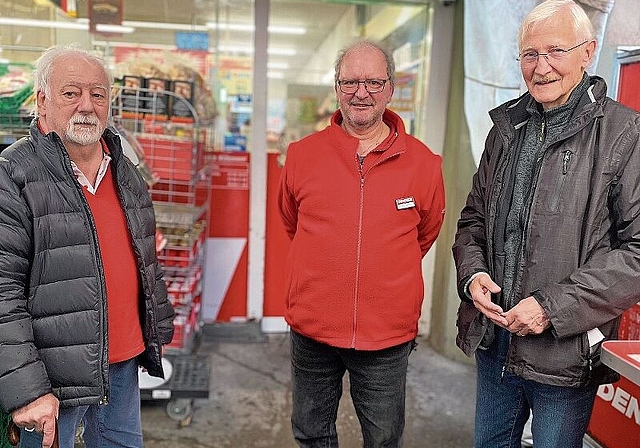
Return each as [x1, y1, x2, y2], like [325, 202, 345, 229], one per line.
[111, 85, 214, 425]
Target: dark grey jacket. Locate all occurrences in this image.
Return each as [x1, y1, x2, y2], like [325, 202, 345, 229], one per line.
[0, 121, 175, 413]
[453, 76, 640, 387]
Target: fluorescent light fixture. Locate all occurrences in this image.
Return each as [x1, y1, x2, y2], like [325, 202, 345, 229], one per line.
[267, 71, 284, 79]
[207, 22, 306, 35]
[219, 45, 296, 56]
[93, 41, 176, 51]
[269, 25, 306, 35]
[123, 20, 207, 32]
[0, 17, 86, 30]
[92, 41, 296, 57]
[267, 47, 297, 56]
[95, 24, 135, 34]
[0, 16, 303, 36]
[0, 17, 134, 34]
[267, 62, 289, 69]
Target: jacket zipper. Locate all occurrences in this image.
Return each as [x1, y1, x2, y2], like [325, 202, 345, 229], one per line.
[350, 134, 399, 348]
[57, 135, 111, 404]
[539, 118, 546, 142]
[351, 158, 365, 348]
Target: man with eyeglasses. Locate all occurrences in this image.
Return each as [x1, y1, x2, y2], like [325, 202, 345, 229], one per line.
[453, 1, 640, 447]
[278, 40, 445, 448]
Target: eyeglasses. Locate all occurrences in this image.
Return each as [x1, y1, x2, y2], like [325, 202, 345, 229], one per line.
[337, 78, 389, 94]
[517, 40, 589, 65]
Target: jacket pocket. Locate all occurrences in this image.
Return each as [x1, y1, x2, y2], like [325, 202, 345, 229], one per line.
[456, 301, 488, 357]
[549, 150, 572, 212]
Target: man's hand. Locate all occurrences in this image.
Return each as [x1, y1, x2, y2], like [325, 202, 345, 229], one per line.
[504, 296, 550, 337]
[11, 393, 59, 448]
[468, 273, 509, 328]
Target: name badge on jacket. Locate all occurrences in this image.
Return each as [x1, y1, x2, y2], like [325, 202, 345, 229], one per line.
[395, 196, 416, 210]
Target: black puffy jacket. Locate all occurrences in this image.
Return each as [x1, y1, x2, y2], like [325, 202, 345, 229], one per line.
[0, 121, 174, 413]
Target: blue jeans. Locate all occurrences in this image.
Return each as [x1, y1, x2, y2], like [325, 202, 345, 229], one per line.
[290, 330, 415, 448]
[20, 358, 143, 448]
[475, 327, 597, 448]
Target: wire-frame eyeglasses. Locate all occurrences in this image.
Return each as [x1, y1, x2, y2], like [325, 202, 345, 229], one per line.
[517, 40, 589, 65]
[337, 78, 389, 94]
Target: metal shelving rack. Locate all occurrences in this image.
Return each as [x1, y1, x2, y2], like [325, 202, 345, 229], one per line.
[111, 84, 214, 354]
[111, 84, 214, 423]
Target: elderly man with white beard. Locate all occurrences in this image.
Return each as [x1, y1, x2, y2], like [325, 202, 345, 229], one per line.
[0, 44, 175, 448]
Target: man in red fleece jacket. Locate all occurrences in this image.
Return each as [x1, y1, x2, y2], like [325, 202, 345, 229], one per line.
[278, 39, 445, 448]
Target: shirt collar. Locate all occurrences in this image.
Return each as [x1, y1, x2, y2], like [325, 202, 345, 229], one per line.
[72, 139, 112, 195]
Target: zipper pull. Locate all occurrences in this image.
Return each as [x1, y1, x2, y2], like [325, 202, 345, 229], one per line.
[562, 151, 572, 175]
[539, 119, 546, 142]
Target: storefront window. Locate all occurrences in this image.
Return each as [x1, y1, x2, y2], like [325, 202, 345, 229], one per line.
[266, 1, 433, 156]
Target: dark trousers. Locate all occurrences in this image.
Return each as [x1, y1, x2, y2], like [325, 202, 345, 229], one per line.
[290, 330, 414, 448]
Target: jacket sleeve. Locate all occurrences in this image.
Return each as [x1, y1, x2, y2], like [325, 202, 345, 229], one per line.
[278, 142, 298, 240]
[451, 128, 499, 302]
[536, 115, 640, 339]
[153, 259, 175, 345]
[417, 155, 445, 257]
[0, 161, 52, 414]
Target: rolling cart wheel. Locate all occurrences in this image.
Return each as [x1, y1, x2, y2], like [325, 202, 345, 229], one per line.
[166, 398, 193, 422]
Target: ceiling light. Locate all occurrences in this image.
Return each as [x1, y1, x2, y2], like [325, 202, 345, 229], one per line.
[268, 25, 306, 35]
[0, 17, 303, 36]
[267, 47, 297, 56]
[218, 45, 297, 56]
[267, 62, 290, 70]
[92, 41, 296, 57]
[0, 18, 86, 30]
[123, 21, 207, 32]
[206, 22, 306, 35]
[93, 41, 176, 51]
[95, 24, 135, 34]
[0, 17, 134, 34]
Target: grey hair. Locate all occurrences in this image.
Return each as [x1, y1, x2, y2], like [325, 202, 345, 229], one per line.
[518, 0, 595, 50]
[334, 40, 395, 87]
[34, 44, 112, 116]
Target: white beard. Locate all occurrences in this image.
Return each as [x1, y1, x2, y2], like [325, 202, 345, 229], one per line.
[65, 114, 104, 146]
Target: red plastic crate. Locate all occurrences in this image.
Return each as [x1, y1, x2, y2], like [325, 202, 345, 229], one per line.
[137, 135, 203, 181]
[167, 299, 201, 351]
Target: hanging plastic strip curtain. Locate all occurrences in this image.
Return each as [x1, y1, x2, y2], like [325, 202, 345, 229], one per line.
[463, 0, 615, 166]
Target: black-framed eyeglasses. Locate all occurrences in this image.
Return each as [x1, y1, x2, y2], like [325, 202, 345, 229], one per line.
[517, 40, 589, 65]
[337, 78, 389, 94]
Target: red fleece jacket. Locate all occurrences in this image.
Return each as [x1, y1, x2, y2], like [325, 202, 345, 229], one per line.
[278, 109, 445, 350]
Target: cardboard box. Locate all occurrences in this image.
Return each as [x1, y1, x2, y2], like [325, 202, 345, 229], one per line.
[170, 80, 195, 122]
[144, 77, 170, 119]
[120, 75, 145, 118]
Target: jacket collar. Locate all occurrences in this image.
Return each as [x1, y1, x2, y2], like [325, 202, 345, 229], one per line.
[28, 118, 122, 180]
[489, 75, 607, 142]
[329, 108, 406, 158]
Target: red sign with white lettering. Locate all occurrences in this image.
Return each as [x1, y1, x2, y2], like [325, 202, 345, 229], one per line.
[588, 377, 640, 448]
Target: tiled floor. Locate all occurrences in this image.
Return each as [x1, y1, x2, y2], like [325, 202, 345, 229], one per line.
[139, 325, 477, 448]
